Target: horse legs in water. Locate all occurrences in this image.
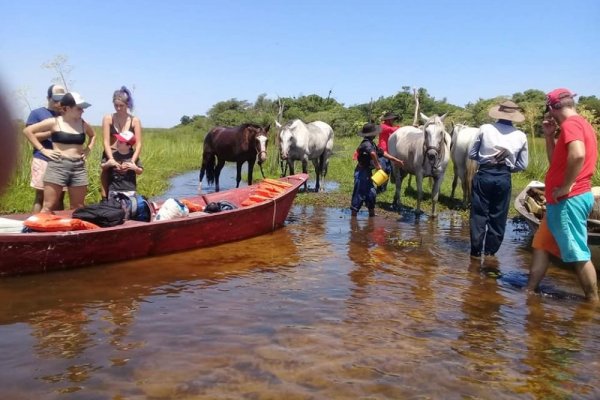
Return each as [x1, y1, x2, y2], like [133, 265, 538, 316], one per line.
[312, 158, 321, 192]
[391, 166, 407, 210]
[246, 159, 256, 187]
[235, 161, 243, 188]
[302, 159, 309, 192]
[450, 167, 459, 200]
[214, 159, 226, 192]
[415, 173, 425, 215]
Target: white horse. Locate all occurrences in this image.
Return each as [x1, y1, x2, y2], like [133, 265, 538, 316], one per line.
[388, 113, 451, 216]
[449, 123, 479, 208]
[275, 119, 334, 192]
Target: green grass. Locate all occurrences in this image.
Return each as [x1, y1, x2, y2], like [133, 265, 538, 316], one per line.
[2, 128, 597, 217]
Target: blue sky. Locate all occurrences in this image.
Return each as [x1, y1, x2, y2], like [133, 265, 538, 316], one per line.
[1, 0, 598, 128]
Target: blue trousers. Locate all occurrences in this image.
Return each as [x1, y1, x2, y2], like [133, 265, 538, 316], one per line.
[469, 166, 511, 256]
[351, 168, 376, 212]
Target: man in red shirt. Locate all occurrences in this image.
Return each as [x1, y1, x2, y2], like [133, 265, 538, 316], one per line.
[377, 112, 400, 192]
[527, 88, 599, 302]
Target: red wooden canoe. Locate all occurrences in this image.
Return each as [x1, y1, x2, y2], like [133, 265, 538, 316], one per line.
[0, 174, 308, 276]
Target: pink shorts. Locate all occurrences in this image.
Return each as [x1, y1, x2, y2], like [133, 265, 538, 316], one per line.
[30, 158, 67, 191]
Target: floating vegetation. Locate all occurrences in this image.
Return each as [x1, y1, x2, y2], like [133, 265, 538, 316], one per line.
[396, 239, 422, 248]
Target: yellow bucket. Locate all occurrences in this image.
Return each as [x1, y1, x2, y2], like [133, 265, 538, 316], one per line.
[371, 170, 389, 187]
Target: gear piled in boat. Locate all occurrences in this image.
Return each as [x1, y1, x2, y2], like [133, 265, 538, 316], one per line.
[523, 187, 546, 220]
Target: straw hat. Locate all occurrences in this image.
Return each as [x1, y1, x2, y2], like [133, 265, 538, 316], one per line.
[488, 100, 525, 123]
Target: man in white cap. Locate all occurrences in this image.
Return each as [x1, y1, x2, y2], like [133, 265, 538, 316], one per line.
[468, 100, 529, 261]
[24, 84, 67, 212]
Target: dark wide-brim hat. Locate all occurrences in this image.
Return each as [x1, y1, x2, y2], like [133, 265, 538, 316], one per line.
[382, 112, 399, 121]
[358, 123, 381, 137]
[488, 100, 525, 123]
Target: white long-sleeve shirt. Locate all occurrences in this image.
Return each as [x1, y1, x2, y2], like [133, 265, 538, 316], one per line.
[468, 121, 528, 172]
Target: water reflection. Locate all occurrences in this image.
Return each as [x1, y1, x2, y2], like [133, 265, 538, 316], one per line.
[0, 228, 300, 397]
[522, 298, 599, 397]
[2, 178, 600, 398]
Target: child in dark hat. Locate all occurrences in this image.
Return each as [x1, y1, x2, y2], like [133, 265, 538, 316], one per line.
[351, 123, 403, 217]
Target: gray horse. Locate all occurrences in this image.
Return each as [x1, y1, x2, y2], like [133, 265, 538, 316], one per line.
[275, 119, 334, 192]
[388, 113, 451, 216]
[449, 123, 479, 208]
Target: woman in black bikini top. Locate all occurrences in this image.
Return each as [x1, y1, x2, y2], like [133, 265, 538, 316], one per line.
[22, 92, 96, 212]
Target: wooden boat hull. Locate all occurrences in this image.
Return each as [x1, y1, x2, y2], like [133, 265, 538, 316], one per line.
[0, 174, 307, 276]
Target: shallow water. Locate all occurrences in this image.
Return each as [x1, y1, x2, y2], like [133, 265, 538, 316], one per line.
[1, 172, 599, 399]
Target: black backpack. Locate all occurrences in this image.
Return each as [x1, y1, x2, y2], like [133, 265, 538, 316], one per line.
[204, 200, 238, 213]
[112, 193, 154, 222]
[73, 199, 126, 227]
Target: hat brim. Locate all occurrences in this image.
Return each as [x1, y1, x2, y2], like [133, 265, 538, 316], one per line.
[51, 95, 65, 101]
[488, 106, 525, 123]
[113, 134, 135, 145]
[358, 127, 380, 137]
[77, 102, 92, 109]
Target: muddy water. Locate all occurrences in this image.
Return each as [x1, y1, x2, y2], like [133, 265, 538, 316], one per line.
[1, 172, 599, 399]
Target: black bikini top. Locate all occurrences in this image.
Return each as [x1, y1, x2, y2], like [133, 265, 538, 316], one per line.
[51, 118, 86, 145]
[51, 131, 86, 145]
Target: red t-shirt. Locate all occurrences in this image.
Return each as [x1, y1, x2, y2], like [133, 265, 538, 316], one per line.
[545, 115, 598, 204]
[378, 122, 399, 153]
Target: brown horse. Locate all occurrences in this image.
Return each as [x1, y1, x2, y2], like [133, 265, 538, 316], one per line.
[199, 124, 269, 192]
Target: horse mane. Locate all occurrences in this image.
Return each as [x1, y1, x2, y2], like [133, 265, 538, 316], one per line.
[239, 123, 262, 131]
[282, 119, 301, 130]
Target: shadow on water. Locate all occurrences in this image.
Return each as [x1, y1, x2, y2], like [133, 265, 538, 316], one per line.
[1, 170, 600, 399]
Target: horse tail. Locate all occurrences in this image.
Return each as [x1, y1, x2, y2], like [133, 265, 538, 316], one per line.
[319, 151, 326, 177]
[465, 158, 477, 202]
[202, 152, 216, 185]
[200, 131, 217, 186]
[449, 122, 457, 152]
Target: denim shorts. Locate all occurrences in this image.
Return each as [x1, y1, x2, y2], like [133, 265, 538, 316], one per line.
[43, 157, 88, 187]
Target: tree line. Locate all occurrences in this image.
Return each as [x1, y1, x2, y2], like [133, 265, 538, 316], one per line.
[180, 87, 600, 138]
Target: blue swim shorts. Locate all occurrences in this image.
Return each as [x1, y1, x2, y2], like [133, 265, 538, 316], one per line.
[546, 192, 594, 263]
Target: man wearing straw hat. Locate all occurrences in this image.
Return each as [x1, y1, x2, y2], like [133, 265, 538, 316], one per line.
[526, 88, 598, 302]
[351, 123, 403, 217]
[468, 100, 529, 260]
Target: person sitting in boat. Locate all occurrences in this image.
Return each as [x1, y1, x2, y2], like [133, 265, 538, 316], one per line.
[101, 130, 143, 199]
[22, 92, 96, 213]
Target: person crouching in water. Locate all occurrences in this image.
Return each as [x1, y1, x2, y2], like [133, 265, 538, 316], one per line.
[101, 130, 143, 199]
[351, 123, 403, 217]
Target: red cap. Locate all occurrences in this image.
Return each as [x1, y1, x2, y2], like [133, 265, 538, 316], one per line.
[114, 131, 136, 145]
[546, 88, 576, 107]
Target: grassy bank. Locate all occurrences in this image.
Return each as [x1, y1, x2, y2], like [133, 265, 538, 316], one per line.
[2, 126, 596, 216]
